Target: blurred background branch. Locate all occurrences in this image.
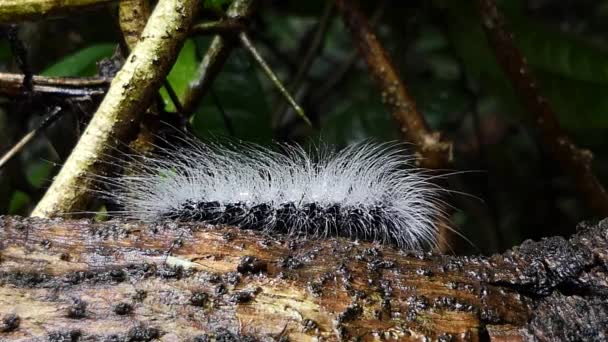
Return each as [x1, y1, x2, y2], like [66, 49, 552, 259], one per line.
[477, 0, 608, 216]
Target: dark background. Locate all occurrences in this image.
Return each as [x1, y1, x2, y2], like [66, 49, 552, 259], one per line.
[1, 0, 607, 255]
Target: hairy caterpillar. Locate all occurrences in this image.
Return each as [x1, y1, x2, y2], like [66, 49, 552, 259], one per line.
[96, 136, 446, 250]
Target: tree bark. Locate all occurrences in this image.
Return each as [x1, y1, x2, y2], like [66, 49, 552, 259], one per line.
[0, 216, 606, 341]
[0, 0, 116, 23]
[30, 0, 200, 218]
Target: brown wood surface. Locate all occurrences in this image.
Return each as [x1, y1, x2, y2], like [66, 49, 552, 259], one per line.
[0, 216, 606, 341]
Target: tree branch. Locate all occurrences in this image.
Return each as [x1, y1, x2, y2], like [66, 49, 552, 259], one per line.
[30, 0, 201, 218]
[118, 0, 150, 51]
[476, 0, 608, 216]
[0, 72, 109, 97]
[239, 31, 311, 126]
[0, 216, 606, 340]
[182, 0, 257, 115]
[0, 0, 116, 23]
[272, 1, 334, 128]
[0, 106, 63, 170]
[190, 19, 246, 36]
[335, 0, 452, 169]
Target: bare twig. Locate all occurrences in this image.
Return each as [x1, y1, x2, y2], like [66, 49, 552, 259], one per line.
[0, 0, 116, 23]
[0, 106, 63, 170]
[335, 0, 454, 252]
[477, 0, 608, 216]
[31, 0, 201, 217]
[239, 32, 311, 127]
[182, 0, 257, 115]
[335, 0, 452, 169]
[273, 1, 334, 128]
[190, 19, 246, 35]
[163, 80, 184, 114]
[0, 72, 109, 97]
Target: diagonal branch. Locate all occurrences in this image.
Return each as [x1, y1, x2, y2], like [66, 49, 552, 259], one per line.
[190, 19, 246, 35]
[31, 0, 201, 218]
[335, 0, 452, 169]
[477, 0, 608, 216]
[239, 31, 311, 126]
[272, 1, 334, 128]
[0, 106, 63, 170]
[182, 0, 257, 115]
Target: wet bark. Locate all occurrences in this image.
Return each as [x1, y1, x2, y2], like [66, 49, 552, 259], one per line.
[0, 216, 606, 341]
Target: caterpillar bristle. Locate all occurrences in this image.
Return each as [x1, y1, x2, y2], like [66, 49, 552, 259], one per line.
[95, 135, 446, 251]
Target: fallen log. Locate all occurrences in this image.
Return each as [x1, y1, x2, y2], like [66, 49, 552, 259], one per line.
[0, 216, 606, 341]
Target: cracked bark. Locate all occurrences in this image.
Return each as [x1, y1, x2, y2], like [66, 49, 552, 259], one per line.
[0, 216, 606, 341]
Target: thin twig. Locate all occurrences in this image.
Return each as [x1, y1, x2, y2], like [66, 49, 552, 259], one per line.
[335, 0, 452, 169]
[181, 0, 257, 115]
[276, 2, 387, 136]
[162, 80, 184, 114]
[0, 72, 109, 97]
[477, 0, 608, 216]
[32, 0, 201, 217]
[335, 0, 454, 252]
[308, 1, 386, 106]
[0, 106, 63, 170]
[239, 32, 311, 127]
[190, 19, 246, 35]
[273, 1, 335, 128]
[251, 31, 298, 73]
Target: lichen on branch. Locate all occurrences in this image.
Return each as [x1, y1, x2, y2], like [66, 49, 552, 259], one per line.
[31, 0, 201, 217]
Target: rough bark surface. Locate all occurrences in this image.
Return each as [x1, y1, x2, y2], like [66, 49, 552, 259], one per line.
[0, 216, 606, 341]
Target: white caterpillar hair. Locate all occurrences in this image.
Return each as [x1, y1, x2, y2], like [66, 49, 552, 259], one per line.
[97, 136, 446, 250]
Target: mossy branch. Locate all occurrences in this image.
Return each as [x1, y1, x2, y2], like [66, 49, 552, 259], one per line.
[31, 0, 201, 218]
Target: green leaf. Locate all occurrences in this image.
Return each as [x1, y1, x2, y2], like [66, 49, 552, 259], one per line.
[441, 1, 524, 117]
[513, 19, 608, 84]
[8, 190, 30, 215]
[0, 41, 11, 62]
[26, 160, 53, 188]
[42, 43, 116, 77]
[538, 72, 608, 129]
[160, 39, 198, 112]
[204, 0, 232, 10]
[441, 1, 608, 131]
